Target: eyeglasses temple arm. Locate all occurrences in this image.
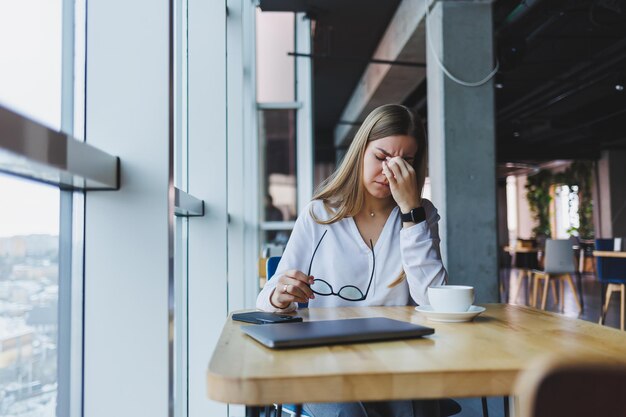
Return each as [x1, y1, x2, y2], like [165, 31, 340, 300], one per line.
[362, 239, 375, 299]
[307, 229, 328, 276]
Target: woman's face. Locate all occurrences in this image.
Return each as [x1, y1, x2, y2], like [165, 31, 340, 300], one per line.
[362, 134, 418, 200]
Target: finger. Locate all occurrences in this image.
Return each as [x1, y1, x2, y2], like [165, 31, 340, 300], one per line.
[397, 157, 414, 177]
[277, 292, 308, 305]
[285, 269, 313, 284]
[283, 276, 315, 299]
[388, 157, 409, 179]
[278, 284, 309, 303]
[385, 159, 403, 180]
[382, 161, 397, 184]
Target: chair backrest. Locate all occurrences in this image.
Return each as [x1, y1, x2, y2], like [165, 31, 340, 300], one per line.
[543, 239, 576, 274]
[266, 256, 281, 279]
[595, 238, 614, 251]
[595, 238, 626, 283]
[516, 358, 626, 417]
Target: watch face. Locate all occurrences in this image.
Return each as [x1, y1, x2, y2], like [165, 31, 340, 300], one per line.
[402, 207, 425, 223]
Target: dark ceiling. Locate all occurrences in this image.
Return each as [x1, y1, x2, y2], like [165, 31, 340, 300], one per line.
[261, 0, 626, 165]
[493, 0, 626, 162]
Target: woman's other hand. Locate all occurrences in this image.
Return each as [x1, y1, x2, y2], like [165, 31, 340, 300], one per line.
[270, 270, 315, 308]
[382, 157, 421, 213]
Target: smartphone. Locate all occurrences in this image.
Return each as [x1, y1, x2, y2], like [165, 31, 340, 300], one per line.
[232, 311, 303, 324]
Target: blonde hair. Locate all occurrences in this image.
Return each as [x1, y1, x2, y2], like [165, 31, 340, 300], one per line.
[311, 104, 427, 289]
[311, 104, 427, 225]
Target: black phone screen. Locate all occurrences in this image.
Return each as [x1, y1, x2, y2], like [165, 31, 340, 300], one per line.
[232, 311, 303, 324]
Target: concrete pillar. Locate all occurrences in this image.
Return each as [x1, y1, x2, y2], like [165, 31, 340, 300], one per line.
[426, 0, 498, 302]
[595, 150, 626, 237]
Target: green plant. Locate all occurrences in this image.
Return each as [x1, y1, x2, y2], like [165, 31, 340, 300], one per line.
[525, 161, 595, 240]
[525, 170, 552, 237]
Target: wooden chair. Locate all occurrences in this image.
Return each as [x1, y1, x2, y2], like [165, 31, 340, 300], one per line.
[531, 239, 581, 312]
[516, 358, 626, 417]
[509, 239, 540, 305]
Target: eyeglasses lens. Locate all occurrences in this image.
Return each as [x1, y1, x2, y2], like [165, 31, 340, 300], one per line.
[311, 280, 332, 295]
[337, 286, 364, 301]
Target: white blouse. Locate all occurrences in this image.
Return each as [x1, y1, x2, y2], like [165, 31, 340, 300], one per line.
[256, 199, 448, 312]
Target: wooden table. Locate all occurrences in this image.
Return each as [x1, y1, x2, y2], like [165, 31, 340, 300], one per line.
[503, 246, 539, 254]
[593, 250, 626, 258]
[206, 304, 626, 407]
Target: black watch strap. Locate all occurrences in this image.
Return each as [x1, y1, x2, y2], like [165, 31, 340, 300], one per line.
[400, 206, 426, 223]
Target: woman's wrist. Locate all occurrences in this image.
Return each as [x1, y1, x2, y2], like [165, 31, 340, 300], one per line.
[399, 200, 421, 213]
[269, 288, 290, 309]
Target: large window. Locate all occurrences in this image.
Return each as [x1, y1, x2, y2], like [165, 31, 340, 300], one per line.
[256, 11, 308, 257]
[0, 1, 85, 416]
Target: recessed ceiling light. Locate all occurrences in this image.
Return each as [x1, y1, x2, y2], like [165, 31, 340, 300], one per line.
[616, 84, 624, 92]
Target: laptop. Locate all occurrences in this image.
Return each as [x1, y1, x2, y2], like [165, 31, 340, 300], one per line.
[240, 317, 434, 349]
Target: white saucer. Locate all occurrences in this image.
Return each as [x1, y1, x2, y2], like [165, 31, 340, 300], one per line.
[414, 305, 486, 323]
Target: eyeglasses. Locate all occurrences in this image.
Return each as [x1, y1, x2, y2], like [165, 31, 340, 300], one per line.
[306, 229, 375, 301]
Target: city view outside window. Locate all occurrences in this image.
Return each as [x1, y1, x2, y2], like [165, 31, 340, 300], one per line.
[0, 174, 60, 416]
[1, 1, 68, 415]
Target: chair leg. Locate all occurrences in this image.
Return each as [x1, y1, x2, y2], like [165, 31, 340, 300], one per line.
[575, 271, 585, 312]
[510, 270, 525, 304]
[619, 284, 626, 331]
[565, 274, 582, 312]
[599, 285, 613, 325]
[503, 396, 510, 417]
[541, 275, 550, 310]
[578, 248, 584, 275]
[481, 397, 489, 417]
[532, 273, 539, 308]
[559, 278, 565, 311]
[550, 280, 559, 308]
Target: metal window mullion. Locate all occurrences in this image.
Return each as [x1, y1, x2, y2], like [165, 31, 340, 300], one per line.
[295, 13, 313, 212]
[243, 0, 260, 309]
[58, 0, 80, 416]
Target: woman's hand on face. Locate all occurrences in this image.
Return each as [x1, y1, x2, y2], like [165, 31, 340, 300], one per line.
[270, 269, 315, 308]
[382, 157, 421, 213]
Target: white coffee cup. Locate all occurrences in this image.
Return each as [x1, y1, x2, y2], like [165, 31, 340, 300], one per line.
[427, 285, 474, 312]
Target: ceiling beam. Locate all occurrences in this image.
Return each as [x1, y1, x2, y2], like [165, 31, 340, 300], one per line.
[334, 0, 428, 148]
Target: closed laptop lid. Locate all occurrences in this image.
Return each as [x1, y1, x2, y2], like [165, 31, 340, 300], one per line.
[240, 317, 434, 349]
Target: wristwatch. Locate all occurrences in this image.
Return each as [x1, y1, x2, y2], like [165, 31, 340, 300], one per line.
[400, 206, 426, 223]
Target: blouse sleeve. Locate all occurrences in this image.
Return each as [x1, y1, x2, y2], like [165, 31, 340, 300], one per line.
[256, 202, 317, 312]
[399, 199, 448, 305]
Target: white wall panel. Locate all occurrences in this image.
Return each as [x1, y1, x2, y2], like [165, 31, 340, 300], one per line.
[84, 0, 170, 416]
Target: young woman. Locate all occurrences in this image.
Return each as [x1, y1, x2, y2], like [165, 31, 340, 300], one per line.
[256, 104, 447, 417]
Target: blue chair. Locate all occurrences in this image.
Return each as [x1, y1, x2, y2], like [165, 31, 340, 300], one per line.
[595, 239, 626, 330]
[266, 256, 281, 280]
